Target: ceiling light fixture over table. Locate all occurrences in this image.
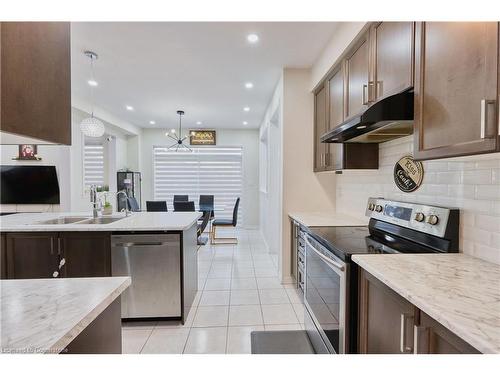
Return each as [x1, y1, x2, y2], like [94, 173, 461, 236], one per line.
[166, 110, 192, 152]
[80, 50, 105, 138]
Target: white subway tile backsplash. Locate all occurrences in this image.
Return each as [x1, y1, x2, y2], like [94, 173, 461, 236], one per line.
[475, 185, 500, 200]
[462, 170, 492, 185]
[335, 135, 500, 265]
[436, 171, 462, 185]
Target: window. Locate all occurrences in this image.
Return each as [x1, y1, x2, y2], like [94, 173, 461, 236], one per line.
[153, 146, 243, 224]
[83, 138, 105, 188]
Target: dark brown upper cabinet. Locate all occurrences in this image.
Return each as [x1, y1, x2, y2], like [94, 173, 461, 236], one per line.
[314, 85, 328, 171]
[0, 22, 71, 145]
[345, 34, 370, 119]
[413, 22, 500, 160]
[371, 22, 414, 101]
[328, 65, 345, 130]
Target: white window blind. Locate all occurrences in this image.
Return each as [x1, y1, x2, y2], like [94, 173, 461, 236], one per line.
[83, 143, 105, 188]
[153, 146, 243, 224]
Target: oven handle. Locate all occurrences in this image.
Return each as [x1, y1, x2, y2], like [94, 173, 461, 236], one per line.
[305, 236, 345, 271]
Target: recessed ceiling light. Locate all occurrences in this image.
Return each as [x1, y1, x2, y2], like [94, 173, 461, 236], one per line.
[170, 129, 176, 134]
[126, 105, 134, 111]
[243, 107, 250, 112]
[247, 34, 259, 44]
[244, 82, 254, 89]
[196, 121, 202, 125]
[149, 120, 156, 125]
[243, 121, 248, 125]
[87, 79, 98, 87]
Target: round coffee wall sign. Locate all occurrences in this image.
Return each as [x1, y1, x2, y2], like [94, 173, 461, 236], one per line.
[394, 155, 424, 193]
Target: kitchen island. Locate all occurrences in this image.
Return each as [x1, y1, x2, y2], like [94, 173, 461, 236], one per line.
[0, 211, 201, 323]
[1, 277, 130, 354]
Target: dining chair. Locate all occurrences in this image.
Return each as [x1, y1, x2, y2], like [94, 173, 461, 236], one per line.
[211, 197, 240, 244]
[146, 201, 168, 212]
[197, 211, 211, 246]
[174, 201, 195, 212]
[126, 196, 141, 212]
[199, 194, 215, 219]
[173, 195, 189, 202]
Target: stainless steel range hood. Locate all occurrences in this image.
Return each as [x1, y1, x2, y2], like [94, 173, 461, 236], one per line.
[320, 89, 414, 144]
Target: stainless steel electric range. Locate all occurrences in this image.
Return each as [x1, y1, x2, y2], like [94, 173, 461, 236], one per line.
[303, 197, 460, 354]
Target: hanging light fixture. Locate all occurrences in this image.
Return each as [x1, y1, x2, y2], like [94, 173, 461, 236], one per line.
[166, 110, 192, 152]
[80, 51, 105, 138]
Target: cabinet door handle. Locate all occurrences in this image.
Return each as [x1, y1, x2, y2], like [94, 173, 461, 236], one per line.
[375, 81, 382, 100]
[57, 238, 62, 255]
[50, 238, 54, 255]
[480, 99, 496, 139]
[368, 81, 375, 103]
[413, 325, 429, 354]
[400, 313, 413, 353]
[362, 84, 369, 105]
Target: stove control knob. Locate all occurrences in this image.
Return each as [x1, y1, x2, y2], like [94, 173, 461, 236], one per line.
[368, 203, 375, 211]
[414, 212, 425, 222]
[375, 205, 383, 213]
[425, 215, 439, 225]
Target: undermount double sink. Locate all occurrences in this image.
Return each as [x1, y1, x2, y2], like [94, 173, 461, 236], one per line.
[35, 216, 125, 225]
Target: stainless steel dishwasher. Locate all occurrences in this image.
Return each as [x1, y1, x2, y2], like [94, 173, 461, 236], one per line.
[111, 234, 181, 319]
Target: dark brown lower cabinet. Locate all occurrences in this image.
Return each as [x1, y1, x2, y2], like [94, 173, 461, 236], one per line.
[60, 232, 111, 278]
[3, 232, 111, 279]
[414, 312, 479, 354]
[1, 234, 6, 279]
[358, 269, 416, 354]
[359, 269, 480, 354]
[5, 232, 59, 279]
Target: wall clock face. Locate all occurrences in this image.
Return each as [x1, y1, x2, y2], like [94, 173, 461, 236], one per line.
[394, 155, 424, 193]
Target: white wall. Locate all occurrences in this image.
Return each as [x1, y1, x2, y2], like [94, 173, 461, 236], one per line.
[259, 77, 283, 257]
[260, 68, 338, 283]
[1, 107, 135, 214]
[310, 22, 367, 90]
[70, 108, 131, 212]
[139, 128, 260, 228]
[0, 143, 71, 212]
[281, 68, 336, 282]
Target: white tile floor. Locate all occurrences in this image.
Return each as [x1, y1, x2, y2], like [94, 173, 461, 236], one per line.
[121, 228, 305, 354]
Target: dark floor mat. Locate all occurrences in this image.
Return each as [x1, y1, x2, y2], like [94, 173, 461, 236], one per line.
[251, 330, 315, 354]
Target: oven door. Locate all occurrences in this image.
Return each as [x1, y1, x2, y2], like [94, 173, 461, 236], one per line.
[304, 234, 346, 354]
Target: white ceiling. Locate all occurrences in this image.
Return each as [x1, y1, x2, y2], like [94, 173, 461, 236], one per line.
[71, 22, 338, 130]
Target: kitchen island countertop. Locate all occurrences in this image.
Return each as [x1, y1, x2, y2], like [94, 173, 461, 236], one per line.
[0, 277, 130, 353]
[352, 253, 500, 354]
[0, 211, 202, 232]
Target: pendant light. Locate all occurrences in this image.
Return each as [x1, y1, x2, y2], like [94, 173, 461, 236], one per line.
[80, 51, 105, 138]
[166, 110, 192, 152]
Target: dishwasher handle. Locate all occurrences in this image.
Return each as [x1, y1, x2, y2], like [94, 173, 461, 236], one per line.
[112, 241, 172, 247]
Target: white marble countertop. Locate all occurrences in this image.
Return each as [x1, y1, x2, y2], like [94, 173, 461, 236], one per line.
[288, 211, 368, 227]
[352, 253, 500, 354]
[0, 211, 202, 232]
[0, 277, 130, 354]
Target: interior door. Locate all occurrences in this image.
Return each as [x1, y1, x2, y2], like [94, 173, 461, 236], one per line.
[373, 22, 414, 99]
[346, 35, 370, 119]
[414, 22, 499, 160]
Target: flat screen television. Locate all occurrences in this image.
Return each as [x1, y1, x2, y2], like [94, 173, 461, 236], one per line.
[1, 165, 60, 204]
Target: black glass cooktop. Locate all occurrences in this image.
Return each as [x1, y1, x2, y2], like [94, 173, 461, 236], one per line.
[307, 223, 439, 262]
